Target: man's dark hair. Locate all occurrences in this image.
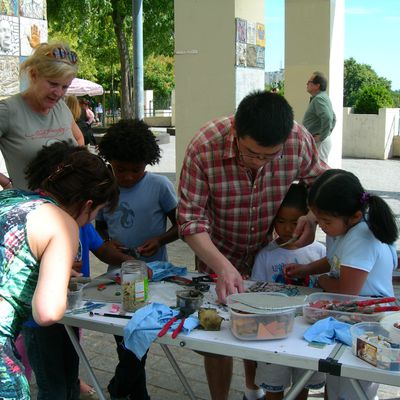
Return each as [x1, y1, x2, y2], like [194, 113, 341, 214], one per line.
[311, 71, 327, 91]
[98, 119, 161, 165]
[234, 90, 294, 146]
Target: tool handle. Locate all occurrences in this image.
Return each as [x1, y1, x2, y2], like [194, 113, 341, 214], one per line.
[355, 297, 396, 307]
[325, 297, 396, 310]
[372, 305, 400, 313]
[157, 317, 177, 337]
[172, 318, 185, 339]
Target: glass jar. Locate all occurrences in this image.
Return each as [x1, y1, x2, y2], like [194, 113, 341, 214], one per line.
[121, 260, 149, 312]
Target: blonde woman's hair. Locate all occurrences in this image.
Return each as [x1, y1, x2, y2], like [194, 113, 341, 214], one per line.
[20, 41, 78, 82]
[65, 95, 81, 121]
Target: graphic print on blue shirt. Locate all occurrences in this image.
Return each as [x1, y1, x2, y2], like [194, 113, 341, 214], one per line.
[115, 202, 135, 228]
[271, 262, 286, 284]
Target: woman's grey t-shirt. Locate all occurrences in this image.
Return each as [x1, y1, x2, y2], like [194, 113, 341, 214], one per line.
[0, 93, 76, 189]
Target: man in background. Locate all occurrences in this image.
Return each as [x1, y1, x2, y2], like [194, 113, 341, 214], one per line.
[303, 71, 336, 164]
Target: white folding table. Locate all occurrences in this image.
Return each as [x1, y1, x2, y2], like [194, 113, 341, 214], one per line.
[61, 278, 338, 400]
[61, 277, 400, 400]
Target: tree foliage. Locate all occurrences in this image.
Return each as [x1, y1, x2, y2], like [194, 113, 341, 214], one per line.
[46, 0, 174, 117]
[344, 58, 391, 107]
[353, 85, 394, 114]
[144, 54, 174, 99]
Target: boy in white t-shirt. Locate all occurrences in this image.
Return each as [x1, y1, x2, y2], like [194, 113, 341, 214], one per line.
[251, 183, 326, 400]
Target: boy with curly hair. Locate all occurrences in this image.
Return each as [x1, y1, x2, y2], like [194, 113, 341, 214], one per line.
[96, 118, 179, 400]
[96, 118, 178, 263]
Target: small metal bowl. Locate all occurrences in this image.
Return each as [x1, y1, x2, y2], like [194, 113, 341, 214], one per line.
[176, 289, 204, 313]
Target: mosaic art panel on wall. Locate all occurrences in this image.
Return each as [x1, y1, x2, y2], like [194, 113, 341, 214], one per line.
[20, 16, 47, 56]
[0, 15, 18, 55]
[0, 0, 47, 99]
[235, 18, 265, 70]
[0, 0, 18, 16]
[0, 56, 19, 96]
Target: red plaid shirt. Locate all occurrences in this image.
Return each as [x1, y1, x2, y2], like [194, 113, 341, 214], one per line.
[177, 115, 328, 273]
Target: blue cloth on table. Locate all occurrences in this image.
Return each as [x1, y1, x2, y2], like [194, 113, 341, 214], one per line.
[303, 317, 352, 346]
[147, 261, 187, 282]
[123, 302, 199, 360]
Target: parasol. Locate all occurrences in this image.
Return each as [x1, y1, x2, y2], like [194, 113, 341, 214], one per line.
[66, 78, 104, 96]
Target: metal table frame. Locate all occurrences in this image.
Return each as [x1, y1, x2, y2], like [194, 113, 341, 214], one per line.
[62, 312, 342, 400]
[61, 278, 400, 400]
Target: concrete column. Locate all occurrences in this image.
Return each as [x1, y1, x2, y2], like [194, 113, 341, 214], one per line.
[174, 0, 264, 178]
[285, 0, 344, 167]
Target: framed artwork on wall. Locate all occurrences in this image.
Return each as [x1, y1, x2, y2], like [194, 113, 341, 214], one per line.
[0, 15, 19, 56]
[20, 16, 47, 56]
[0, 56, 19, 96]
[0, 0, 18, 17]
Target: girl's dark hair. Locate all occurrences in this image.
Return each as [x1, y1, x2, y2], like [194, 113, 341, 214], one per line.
[280, 183, 308, 215]
[98, 119, 161, 165]
[309, 169, 398, 244]
[25, 141, 119, 213]
[25, 140, 86, 190]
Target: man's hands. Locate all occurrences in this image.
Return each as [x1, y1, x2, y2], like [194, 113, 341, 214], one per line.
[293, 212, 317, 248]
[215, 264, 245, 304]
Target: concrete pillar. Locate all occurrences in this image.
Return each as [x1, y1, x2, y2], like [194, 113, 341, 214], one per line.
[285, 0, 344, 167]
[174, 0, 264, 178]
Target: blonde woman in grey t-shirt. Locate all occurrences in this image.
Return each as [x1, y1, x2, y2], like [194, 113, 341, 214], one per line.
[0, 41, 84, 190]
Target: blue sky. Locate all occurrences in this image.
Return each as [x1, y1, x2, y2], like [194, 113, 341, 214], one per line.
[265, 0, 400, 90]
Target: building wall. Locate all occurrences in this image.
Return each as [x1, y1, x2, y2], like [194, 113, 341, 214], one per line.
[285, 0, 344, 168]
[174, 0, 264, 177]
[343, 107, 399, 159]
[0, 0, 48, 99]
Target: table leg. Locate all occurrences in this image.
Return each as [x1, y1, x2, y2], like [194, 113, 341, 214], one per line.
[348, 378, 370, 400]
[283, 369, 315, 400]
[160, 344, 197, 400]
[64, 325, 107, 400]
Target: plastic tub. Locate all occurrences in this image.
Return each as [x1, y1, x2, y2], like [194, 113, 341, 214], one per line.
[228, 293, 296, 340]
[381, 313, 400, 344]
[303, 292, 395, 324]
[350, 322, 400, 371]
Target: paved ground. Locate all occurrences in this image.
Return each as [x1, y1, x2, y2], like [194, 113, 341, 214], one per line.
[30, 137, 400, 399]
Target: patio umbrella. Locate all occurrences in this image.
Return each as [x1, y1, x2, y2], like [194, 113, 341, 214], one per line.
[66, 78, 104, 96]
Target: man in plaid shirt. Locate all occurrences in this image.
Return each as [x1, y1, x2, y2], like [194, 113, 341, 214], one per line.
[177, 91, 328, 400]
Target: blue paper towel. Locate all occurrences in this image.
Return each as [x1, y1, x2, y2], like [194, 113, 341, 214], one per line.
[123, 302, 199, 359]
[303, 317, 352, 346]
[147, 261, 187, 282]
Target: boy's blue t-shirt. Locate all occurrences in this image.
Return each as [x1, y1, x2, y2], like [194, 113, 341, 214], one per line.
[96, 172, 177, 263]
[79, 224, 104, 277]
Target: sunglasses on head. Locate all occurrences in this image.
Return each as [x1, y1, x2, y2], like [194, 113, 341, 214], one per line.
[46, 47, 78, 64]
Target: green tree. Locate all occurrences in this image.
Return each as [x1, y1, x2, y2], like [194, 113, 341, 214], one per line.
[144, 54, 174, 99]
[353, 85, 394, 114]
[344, 57, 391, 107]
[392, 90, 400, 108]
[47, 0, 174, 118]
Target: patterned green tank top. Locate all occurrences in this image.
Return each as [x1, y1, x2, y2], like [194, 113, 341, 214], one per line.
[0, 189, 56, 342]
